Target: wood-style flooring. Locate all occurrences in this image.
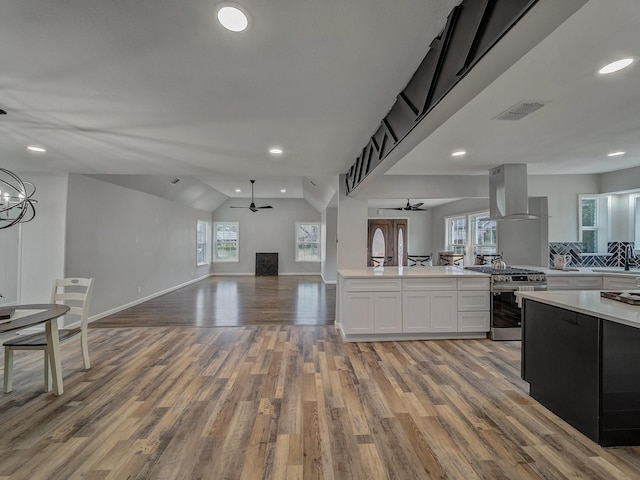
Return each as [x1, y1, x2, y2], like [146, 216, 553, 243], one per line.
[93, 275, 335, 327]
[0, 276, 639, 479]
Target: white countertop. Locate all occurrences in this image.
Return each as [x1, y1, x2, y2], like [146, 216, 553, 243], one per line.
[338, 266, 489, 278]
[516, 290, 640, 329]
[517, 266, 640, 277]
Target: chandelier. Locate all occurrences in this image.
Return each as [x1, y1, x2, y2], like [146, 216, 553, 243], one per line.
[0, 168, 37, 229]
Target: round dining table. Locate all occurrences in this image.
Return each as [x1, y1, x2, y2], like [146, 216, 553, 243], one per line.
[0, 304, 71, 395]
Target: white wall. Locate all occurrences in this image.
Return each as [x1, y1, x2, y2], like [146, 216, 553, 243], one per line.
[0, 224, 20, 306]
[65, 174, 213, 318]
[497, 197, 549, 267]
[321, 207, 338, 283]
[529, 174, 599, 241]
[599, 166, 640, 194]
[337, 175, 368, 269]
[211, 197, 321, 275]
[19, 173, 68, 304]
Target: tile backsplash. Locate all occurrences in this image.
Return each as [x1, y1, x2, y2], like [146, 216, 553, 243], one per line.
[548, 241, 637, 268]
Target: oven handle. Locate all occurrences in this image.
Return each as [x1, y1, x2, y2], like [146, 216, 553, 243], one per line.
[492, 284, 548, 293]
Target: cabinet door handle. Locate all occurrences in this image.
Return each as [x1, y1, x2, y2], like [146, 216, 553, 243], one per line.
[560, 316, 579, 326]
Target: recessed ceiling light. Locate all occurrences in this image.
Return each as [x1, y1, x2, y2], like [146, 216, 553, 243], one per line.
[280, 189, 286, 193]
[451, 150, 466, 157]
[217, 4, 249, 32]
[235, 188, 242, 193]
[27, 145, 46, 153]
[598, 58, 634, 75]
[607, 151, 626, 157]
[269, 147, 283, 155]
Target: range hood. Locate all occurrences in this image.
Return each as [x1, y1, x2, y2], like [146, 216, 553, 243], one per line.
[486, 164, 541, 221]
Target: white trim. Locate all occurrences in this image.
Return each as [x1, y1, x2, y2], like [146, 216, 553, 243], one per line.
[578, 194, 611, 253]
[321, 273, 337, 284]
[295, 221, 321, 262]
[213, 221, 240, 263]
[85, 274, 213, 325]
[196, 219, 211, 266]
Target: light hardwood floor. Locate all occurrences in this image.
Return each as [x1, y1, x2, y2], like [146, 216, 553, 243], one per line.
[1, 276, 639, 479]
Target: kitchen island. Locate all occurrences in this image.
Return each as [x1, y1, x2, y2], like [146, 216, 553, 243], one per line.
[517, 290, 640, 446]
[337, 266, 490, 342]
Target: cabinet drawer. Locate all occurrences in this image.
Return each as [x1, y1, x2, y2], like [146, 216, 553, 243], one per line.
[574, 276, 602, 290]
[402, 277, 457, 291]
[345, 278, 402, 292]
[457, 291, 490, 311]
[457, 277, 490, 290]
[458, 312, 490, 332]
[602, 276, 640, 290]
[547, 277, 573, 290]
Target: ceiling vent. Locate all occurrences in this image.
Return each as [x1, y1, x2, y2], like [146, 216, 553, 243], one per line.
[493, 100, 546, 121]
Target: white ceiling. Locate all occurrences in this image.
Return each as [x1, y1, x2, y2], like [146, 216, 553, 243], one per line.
[389, 0, 640, 176]
[0, 0, 457, 201]
[2, 0, 639, 210]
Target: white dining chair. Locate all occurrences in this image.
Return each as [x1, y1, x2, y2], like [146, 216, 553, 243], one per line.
[3, 278, 94, 393]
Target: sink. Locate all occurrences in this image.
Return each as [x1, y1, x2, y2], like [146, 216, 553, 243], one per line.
[591, 268, 640, 275]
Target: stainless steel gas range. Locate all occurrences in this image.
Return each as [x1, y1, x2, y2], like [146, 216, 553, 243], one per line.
[465, 266, 547, 340]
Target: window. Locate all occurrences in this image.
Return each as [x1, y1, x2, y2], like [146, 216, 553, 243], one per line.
[296, 222, 320, 262]
[214, 222, 239, 262]
[445, 215, 467, 254]
[470, 212, 497, 255]
[196, 220, 210, 266]
[579, 195, 610, 253]
[445, 211, 497, 263]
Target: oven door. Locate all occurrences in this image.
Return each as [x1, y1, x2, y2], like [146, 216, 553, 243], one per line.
[491, 285, 546, 340]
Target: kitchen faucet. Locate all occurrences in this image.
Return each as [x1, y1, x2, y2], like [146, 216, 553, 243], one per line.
[624, 244, 635, 271]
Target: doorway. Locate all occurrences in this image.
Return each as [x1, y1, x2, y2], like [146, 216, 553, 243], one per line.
[367, 219, 408, 266]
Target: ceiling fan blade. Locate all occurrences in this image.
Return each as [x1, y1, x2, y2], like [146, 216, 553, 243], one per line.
[410, 207, 429, 211]
[229, 180, 274, 212]
[411, 202, 424, 208]
[380, 207, 404, 211]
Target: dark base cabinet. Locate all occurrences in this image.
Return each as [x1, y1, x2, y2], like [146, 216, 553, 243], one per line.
[522, 300, 640, 447]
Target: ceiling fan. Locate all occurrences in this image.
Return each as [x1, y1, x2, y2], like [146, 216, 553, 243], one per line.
[229, 179, 273, 213]
[380, 199, 428, 211]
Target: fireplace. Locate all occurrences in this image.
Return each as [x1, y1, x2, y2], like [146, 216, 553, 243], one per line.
[256, 253, 278, 276]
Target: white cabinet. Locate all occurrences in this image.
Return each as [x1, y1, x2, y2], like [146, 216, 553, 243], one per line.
[602, 275, 640, 290]
[343, 279, 402, 335]
[402, 291, 457, 333]
[547, 276, 602, 290]
[340, 273, 490, 340]
[374, 292, 403, 333]
[457, 291, 491, 311]
[458, 311, 490, 332]
[430, 291, 458, 332]
[402, 291, 430, 333]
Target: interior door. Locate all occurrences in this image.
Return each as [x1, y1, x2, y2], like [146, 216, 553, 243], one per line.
[368, 219, 408, 266]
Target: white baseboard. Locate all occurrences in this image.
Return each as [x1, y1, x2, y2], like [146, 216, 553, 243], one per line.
[321, 273, 336, 285]
[85, 274, 213, 326]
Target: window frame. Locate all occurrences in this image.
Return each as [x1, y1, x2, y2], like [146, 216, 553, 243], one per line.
[213, 221, 240, 263]
[578, 194, 610, 254]
[469, 211, 497, 256]
[445, 215, 467, 254]
[295, 222, 321, 263]
[196, 220, 211, 266]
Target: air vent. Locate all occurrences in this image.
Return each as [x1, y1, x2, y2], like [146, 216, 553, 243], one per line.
[493, 101, 546, 121]
[170, 178, 181, 185]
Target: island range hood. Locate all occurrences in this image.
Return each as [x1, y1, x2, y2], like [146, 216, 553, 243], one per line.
[486, 164, 542, 221]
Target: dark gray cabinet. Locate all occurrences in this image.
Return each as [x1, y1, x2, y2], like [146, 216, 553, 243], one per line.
[522, 300, 640, 446]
